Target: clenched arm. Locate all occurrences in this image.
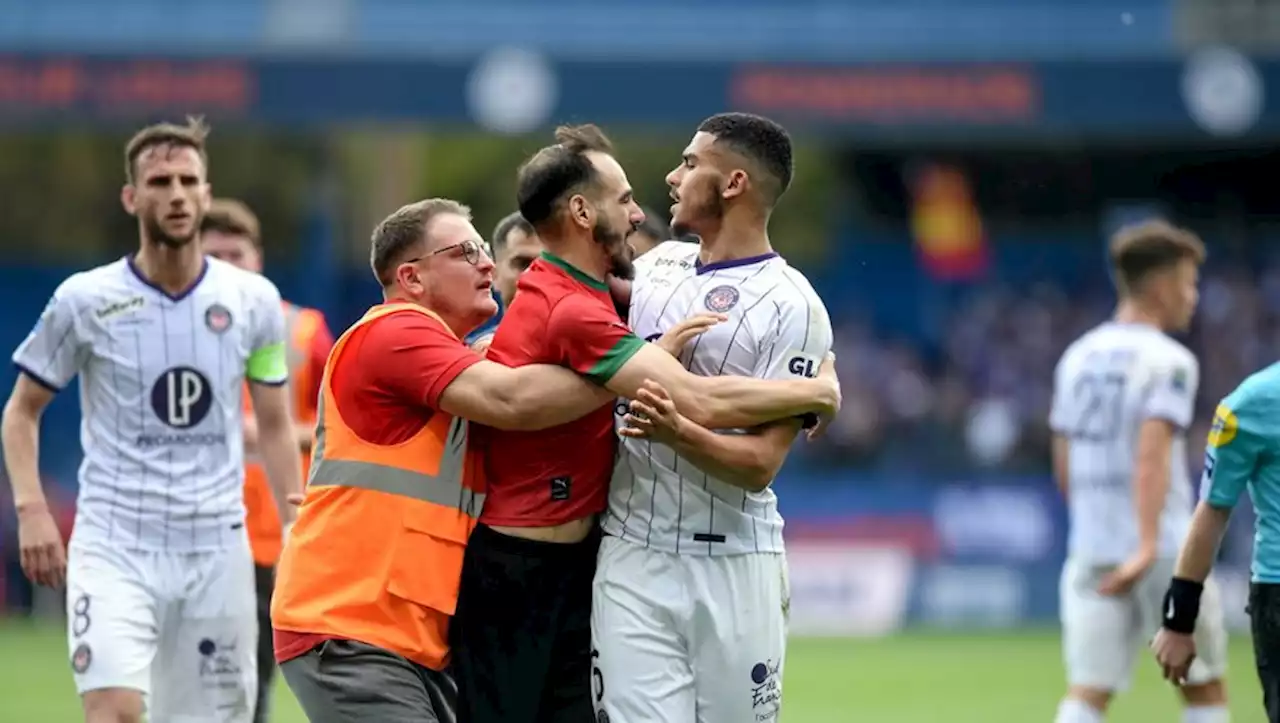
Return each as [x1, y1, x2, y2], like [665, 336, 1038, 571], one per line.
[605, 344, 834, 429]
[438, 361, 614, 431]
[665, 418, 802, 492]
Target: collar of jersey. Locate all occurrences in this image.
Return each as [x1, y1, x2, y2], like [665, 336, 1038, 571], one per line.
[539, 251, 608, 291]
[695, 251, 779, 275]
[126, 252, 210, 303]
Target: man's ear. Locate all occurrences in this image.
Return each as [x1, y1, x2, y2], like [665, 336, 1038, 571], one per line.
[121, 184, 137, 216]
[568, 194, 593, 230]
[722, 169, 749, 201]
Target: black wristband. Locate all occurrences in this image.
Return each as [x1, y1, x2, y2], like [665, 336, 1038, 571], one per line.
[1161, 577, 1204, 634]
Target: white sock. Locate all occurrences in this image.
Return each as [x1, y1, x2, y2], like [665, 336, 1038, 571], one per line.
[1183, 704, 1230, 723]
[1055, 698, 1104, 723]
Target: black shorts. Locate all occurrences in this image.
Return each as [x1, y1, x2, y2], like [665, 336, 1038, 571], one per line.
[253, 564, 276, 723]
[1251, 583, 1280, 723]
[451, 523, 600, 723]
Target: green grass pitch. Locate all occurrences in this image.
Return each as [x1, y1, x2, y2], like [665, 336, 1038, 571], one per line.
[0, 621, 1264, 721]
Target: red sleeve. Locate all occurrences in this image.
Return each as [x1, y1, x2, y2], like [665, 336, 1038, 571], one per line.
[303, 317, 336, 412]
[546, 293, 645, 384]
[360, 312, 483, 408]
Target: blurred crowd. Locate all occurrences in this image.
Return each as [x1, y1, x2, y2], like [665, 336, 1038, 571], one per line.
[800, 262, 1280, 478]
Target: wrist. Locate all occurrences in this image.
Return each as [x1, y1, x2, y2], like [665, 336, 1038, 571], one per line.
[804, 378, 836, 412]
[15, 498, 49, 516]
[1161, 577, 1204, 634]
[671, 415, 698, 447]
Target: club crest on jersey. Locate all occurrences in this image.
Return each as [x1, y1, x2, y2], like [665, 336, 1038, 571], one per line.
[204, 303, 233, 334]
[71, 643, 92, 673]
[704, 285, 740, 313]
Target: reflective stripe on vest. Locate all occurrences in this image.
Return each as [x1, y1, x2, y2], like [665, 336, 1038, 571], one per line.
[305, 303, 484, 516]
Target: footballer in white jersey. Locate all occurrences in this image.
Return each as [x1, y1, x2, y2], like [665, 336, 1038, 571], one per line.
[3, 124, 301, 723]
[1048, 221, 1229, 723]
[592, 113, 834, 723]
[603, 241, 830, 555]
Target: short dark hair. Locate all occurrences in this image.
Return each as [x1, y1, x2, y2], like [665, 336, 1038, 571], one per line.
[369, 198, 472, 286]
[1109, 219, 1206, 294]
[696, 112, 793, 205]
[124, 116, 210, 184]
[201, 199, 260, 248]
[492, 211, 535, 257]
[515, 124, 614, 232]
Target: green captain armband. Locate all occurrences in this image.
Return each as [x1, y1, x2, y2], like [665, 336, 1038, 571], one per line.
[246, 341, 288, 383]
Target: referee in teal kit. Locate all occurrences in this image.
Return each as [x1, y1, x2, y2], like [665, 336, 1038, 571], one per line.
[1153, 363, 1280, 722]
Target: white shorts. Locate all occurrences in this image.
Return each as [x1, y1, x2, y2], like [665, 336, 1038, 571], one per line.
[65, 533, 258, 721]
[1060, 556, 1229, 691]
[590, 534, 789, 723]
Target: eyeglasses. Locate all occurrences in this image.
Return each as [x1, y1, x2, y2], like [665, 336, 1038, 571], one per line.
[405, 239, 491, 267]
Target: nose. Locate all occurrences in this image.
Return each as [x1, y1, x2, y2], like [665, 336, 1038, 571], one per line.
[630, 205, 646, 227]
[665, 168, 680, 188]
[475, 251, 495, 273]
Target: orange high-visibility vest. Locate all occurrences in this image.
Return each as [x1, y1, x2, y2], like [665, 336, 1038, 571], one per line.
[270, 303, 485, 671]
[243, 302, 328, 567]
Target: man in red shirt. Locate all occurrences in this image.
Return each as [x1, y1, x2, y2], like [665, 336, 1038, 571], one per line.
[450, 125, 842, 723]
[272, 198, 642, 723]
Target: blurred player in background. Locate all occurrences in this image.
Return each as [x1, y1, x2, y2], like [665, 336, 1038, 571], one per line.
[492, 210, 543, 309]
[593, 112, 833, 723]
[1, 118, 303, 723]
[1049, 220, 1229, 723]
[625, 207, 668, 259]
[468, 211, 543, 353]
[450, 123, 842, 723]
[1153, 363, 1280, 721]
[200, 198, 335, 723]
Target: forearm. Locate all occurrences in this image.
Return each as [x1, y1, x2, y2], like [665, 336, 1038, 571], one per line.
[670, 423, 773, 492]
[1, 408, 46, 510]
[1134, 463, 1169, 554]
[243, 415, 311, 457]
[670, 375, 821, 429]
[1051, 436, 1069, 499]
[491, 365, 614, 431]
[1174, 502, 1233, 583]
[295, 421, 314, 453]
[255, 416, 303, 525]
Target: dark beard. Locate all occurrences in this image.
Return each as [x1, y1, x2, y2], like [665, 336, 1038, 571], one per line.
[143, 213, 196, 248]
[594, 217, 635, 281]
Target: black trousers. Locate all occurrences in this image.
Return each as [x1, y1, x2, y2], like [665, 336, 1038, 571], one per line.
[281, 639, 457, 723]
[253, 564, 275, 723]
[451, 524, 600, 723]
[1252, 583, 1280, 723]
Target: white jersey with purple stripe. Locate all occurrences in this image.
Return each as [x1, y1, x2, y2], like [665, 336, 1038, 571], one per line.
[603, 241, 833, 556]
[13, 256, 288, 552]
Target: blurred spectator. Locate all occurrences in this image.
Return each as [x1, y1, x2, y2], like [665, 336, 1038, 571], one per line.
[801, 261, 1277, 480]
